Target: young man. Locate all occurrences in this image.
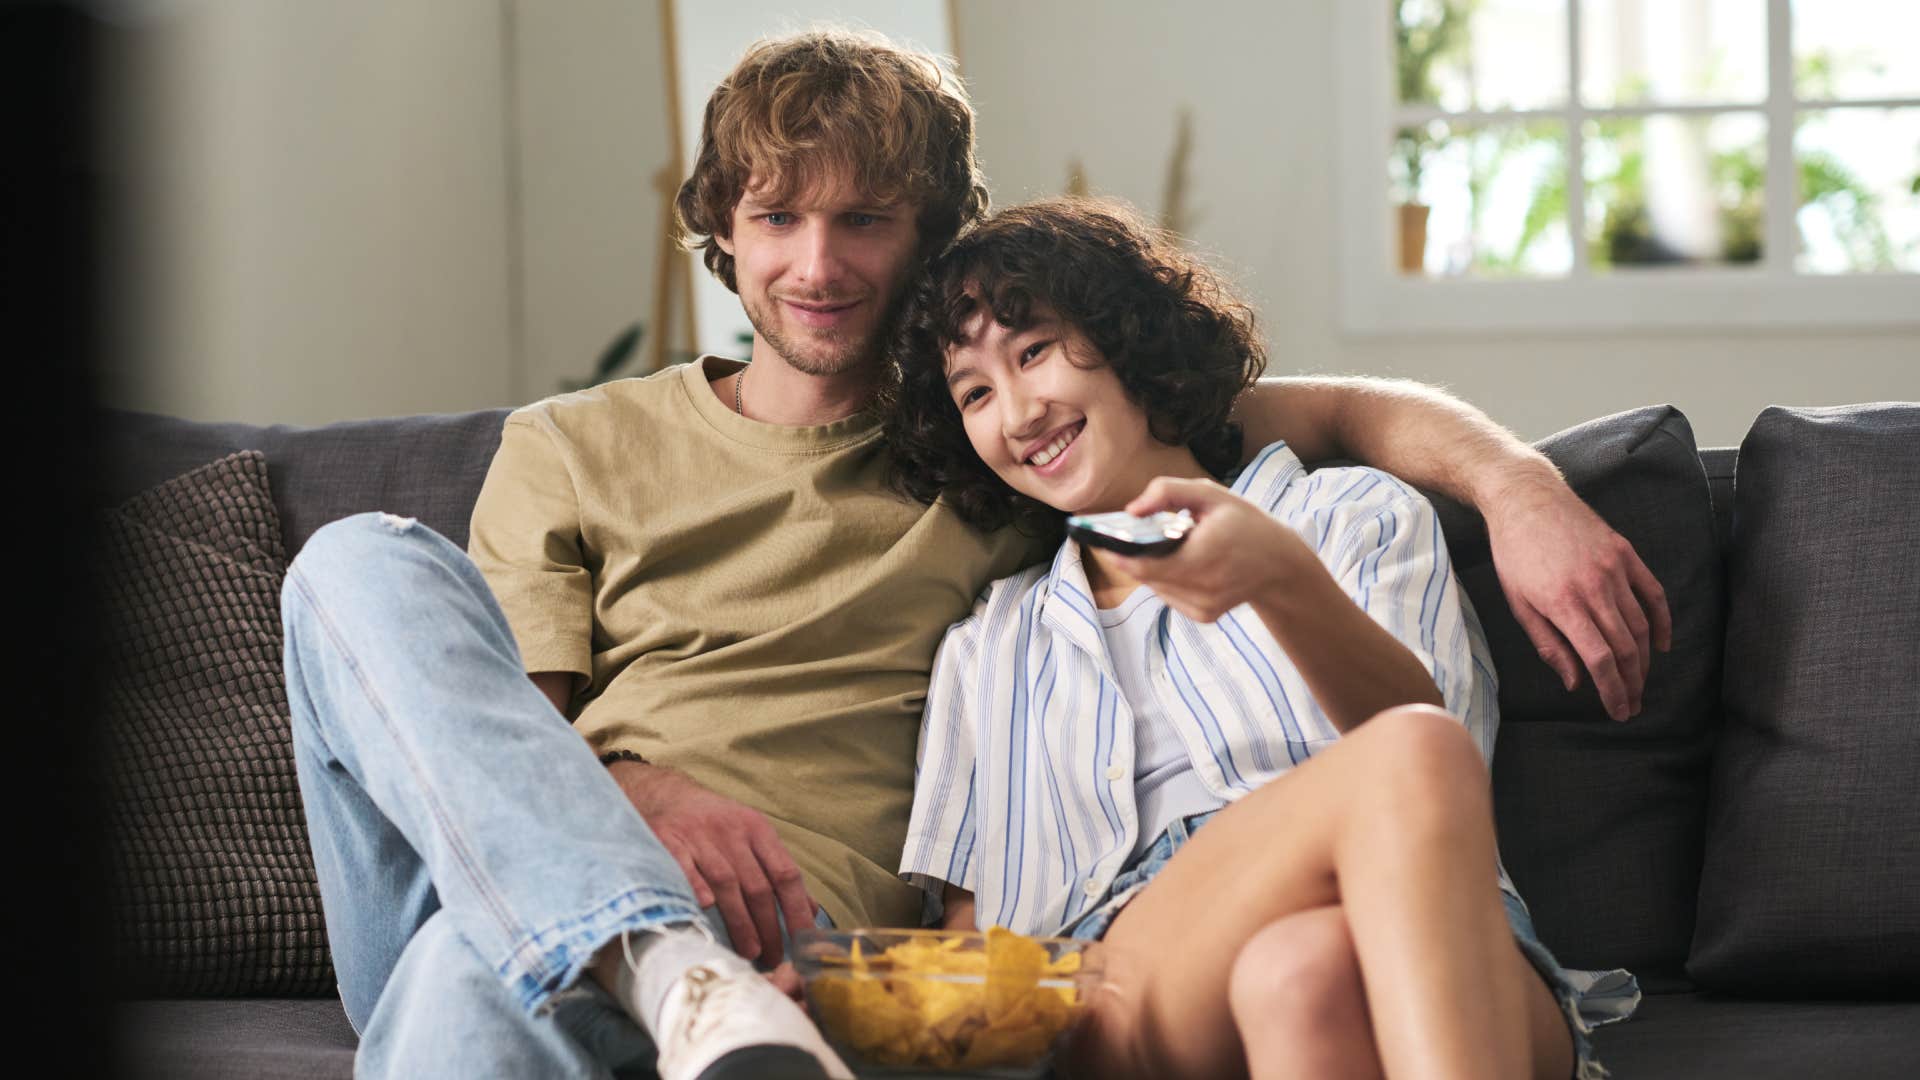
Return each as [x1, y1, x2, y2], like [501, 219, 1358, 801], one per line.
[283, 28, 1669, 1080]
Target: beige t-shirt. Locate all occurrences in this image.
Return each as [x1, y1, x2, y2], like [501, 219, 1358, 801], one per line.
[467, 356, 1044, 930]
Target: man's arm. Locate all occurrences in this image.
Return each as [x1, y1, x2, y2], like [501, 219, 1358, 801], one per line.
[530, 671, 573, 718]
[1235, 376, 1671, 722]
[474, 417, 817, 964]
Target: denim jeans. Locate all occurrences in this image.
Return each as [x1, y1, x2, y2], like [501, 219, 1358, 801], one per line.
[283, 512, 771, 1077]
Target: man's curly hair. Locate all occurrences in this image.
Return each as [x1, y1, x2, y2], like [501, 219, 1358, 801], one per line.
[675, 29, 987, 293]
[884, 197, 1266, 535]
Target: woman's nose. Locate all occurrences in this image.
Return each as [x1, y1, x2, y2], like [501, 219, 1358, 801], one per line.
[1001, 385, 1047, 439]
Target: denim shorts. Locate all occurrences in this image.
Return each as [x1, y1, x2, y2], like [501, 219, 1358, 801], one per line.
[1059, 811, 1634, 1080]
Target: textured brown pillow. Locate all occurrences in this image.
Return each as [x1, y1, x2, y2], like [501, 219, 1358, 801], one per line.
[102, 451, 332, 995]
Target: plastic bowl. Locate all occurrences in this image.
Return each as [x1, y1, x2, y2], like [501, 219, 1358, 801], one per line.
[792, 927, 1104, 1076]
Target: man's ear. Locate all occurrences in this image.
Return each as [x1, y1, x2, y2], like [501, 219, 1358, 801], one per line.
[715, 229, 734, 257]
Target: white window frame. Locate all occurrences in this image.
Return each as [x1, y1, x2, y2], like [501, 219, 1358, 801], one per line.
[1337, 0, 1920, 334]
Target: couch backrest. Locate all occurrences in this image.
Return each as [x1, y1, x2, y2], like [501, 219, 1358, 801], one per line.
[1421, 407, 1728, 992]
[99, 408, 514, 555]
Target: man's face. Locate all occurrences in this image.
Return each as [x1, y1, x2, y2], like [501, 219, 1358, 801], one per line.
[717, 173, 921, 377]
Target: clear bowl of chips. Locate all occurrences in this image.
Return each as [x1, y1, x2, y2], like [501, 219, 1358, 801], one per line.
[793, 927, 1104, 1076]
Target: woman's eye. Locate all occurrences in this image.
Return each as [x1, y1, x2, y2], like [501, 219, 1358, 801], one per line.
[1020, 340, 1051, 365]
[959, 386, 987, 407]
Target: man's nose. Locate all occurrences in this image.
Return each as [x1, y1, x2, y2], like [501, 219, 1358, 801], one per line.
[793, 220, 844, 286]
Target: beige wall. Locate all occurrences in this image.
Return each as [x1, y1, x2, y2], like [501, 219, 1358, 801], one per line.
[512, 0, 681, 405]
[108, 0, 522, 425]
[107, 1, 1916, 441]
[109, 0, 682, 426]
[954, 0, 1919, 446]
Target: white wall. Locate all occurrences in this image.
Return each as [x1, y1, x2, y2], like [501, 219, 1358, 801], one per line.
[954, 0, 1919, 446]
[107, 0, 520, 425]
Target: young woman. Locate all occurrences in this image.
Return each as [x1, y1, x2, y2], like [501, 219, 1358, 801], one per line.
[884, 199, 1637, 1080]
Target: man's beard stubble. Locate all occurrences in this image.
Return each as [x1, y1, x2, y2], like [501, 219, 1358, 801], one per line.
[740, 288, 905, 378]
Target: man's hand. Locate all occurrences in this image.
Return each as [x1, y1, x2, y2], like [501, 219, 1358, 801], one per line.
[605, 760, 818, 968]
[1484, 475, 1672, 722]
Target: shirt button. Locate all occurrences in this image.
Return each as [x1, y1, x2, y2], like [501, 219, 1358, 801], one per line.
[1105, 764, 1125, 781]
[1084, 879, 1103, 897]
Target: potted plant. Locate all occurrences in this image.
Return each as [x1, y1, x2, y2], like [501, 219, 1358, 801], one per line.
[1392, 0, 1474, 272]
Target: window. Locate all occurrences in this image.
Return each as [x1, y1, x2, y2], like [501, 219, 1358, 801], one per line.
[1338, 0, 1920, 332]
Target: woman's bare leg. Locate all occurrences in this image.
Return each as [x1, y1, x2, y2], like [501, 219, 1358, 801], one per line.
[1062, 705, 1572, 1080]
[1230, 906, 1384, 1080]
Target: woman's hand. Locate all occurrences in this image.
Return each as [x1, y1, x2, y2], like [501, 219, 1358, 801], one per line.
[1109, 476, 1316, 622]
[1116, 474, 1445, 731]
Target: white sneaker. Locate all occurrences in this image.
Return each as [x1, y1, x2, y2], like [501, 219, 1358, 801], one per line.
[653, 955, 854, 1080]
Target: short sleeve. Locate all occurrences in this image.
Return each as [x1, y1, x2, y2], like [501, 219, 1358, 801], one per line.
[467, 414, 594, 680]
[1323, 487, 1480, 721]
[899, 605, 986, 906]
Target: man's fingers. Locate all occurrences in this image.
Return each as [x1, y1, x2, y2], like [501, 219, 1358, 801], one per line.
[1510, 596, 1579, 691]
[726, 839, 784, 966]
[1564, 620, 1631, 722]
[1626, 553, 1673, 652]
[662, 836, 714, 908]
[1613, 574, 1652, 695]
[693, 842, 759, 960]
[749, 829, 819, 948]
[1581, 589, 1642, 717]
[765, 961, 802, 1001]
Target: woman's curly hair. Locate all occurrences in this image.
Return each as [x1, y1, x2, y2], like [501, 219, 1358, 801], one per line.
[883, 197, 1266, 535]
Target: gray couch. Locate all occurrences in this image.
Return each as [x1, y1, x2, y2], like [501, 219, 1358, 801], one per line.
[102, 400, 1920, 1078]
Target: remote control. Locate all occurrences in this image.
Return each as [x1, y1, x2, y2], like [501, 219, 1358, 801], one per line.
[1065, 509, 1196, 557]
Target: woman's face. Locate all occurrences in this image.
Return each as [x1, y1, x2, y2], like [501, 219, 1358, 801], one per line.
[941, 304, 1162, 515]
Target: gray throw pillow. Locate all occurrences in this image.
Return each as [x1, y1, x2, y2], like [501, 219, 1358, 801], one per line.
[102, 451, 333, 995]
[1429, 405, 1725, 991]
[1689, 403, 1920, 995]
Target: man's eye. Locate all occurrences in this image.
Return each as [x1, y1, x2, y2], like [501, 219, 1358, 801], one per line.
[763, 212, 792, 226]
[848, 212, 879, 227]
[1020, 340, 1051, 365]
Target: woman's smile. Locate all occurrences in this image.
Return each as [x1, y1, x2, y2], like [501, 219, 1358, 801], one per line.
[1025, 420, 1086, 472]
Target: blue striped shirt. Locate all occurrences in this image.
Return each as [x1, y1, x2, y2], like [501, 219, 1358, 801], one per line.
[899, 441, 1511, 937]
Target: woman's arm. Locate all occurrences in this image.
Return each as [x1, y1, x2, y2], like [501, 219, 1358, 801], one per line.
[1115, 477, 1443, 732]
[940, 882, 977, 931]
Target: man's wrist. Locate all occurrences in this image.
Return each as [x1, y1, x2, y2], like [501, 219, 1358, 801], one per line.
[1477, 452, 1564, 521]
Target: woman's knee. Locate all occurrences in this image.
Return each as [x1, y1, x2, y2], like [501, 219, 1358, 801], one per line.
[1349, 705, 1490, 814]
[1228, 907, 1367, 1031]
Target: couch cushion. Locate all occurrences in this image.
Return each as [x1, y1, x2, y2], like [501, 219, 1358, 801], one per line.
[113, 998, 357, 1080]
[1431, 406, 1724, 991]
[98, 408, 513, 556]
[102, 452, 332, 995]
[1586, 992, 1920, 1079]
[1689, 403, 1920, 995]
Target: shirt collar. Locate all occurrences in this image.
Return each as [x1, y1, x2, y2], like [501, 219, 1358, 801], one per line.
[1037, 538, 1120, 677]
